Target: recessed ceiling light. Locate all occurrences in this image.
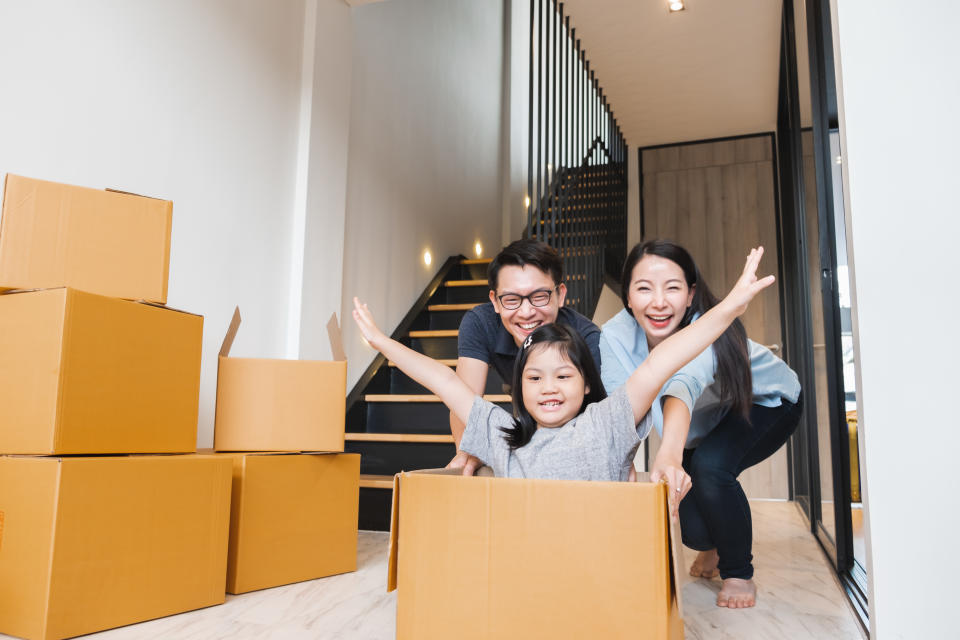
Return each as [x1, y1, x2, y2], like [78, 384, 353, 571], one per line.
[669, 1, 685, 12]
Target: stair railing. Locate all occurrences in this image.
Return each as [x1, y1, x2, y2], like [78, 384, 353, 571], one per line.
[525, 0, 628, 317]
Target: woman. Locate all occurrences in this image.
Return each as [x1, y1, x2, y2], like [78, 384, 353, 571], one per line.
[599, 240, 802, 609]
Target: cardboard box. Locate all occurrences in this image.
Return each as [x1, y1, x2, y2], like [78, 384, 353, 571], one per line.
[214, 309, 346, 452]
[0, 174, 172, 303]
[388, 470, 685, 640]
[0, 288, 202, 454]
[0, 454, 232, 640]
[222, 452, 360, 594]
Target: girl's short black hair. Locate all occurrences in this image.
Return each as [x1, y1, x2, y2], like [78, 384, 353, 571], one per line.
[500, 323, 607, 449]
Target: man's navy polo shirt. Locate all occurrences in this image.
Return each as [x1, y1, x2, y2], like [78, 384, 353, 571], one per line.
[456, 302, 602, 388]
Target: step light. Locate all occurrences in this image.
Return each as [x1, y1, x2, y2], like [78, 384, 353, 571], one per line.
[474, 241, 483, 258]
[423, 250, 432, 267]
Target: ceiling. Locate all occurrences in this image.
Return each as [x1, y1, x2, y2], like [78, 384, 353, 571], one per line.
[559, 0, 784, 148]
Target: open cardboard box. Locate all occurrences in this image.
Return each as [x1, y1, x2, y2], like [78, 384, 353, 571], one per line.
[0, 287, 203, 454]
[0, 174, 172, 304]
[219, 451, 360, 594]
[0, 454, 232, 640]
[213, 309, 346, 452]
[388, 469, 686, 640]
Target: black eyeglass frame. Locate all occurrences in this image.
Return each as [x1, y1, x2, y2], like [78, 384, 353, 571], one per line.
[495, 286, 560, 310]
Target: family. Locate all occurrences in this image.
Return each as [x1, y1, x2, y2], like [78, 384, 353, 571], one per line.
[351, 239, 801, 610]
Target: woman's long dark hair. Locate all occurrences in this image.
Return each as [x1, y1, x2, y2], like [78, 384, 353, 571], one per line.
[500, 323, 607, 449]
[620, 239, 753, 420]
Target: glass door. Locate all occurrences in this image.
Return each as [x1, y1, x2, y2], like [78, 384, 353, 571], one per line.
[781, 0, 868, 627]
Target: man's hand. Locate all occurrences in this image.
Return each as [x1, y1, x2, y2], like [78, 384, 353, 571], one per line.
[445, 450, 482, 476]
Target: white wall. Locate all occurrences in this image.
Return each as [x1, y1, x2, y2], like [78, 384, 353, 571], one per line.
[0, 0, 345, 448]
[832, 2, 960, 636]
[296, 0, 353, 361]
[340, 0, 505, 387]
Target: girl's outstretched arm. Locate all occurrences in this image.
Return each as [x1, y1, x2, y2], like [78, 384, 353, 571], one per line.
[624, 247, 775, 424]
[351, 297, 477, 424]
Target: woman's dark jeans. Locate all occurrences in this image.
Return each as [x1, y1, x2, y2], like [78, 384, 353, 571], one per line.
[679, 393, 803, 580]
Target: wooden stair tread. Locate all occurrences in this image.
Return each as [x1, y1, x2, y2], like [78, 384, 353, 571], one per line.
[408, 329, 458, 338]
[389, 359, 457, 367]
[427, 303, 481, 311]
[444, 279, 486, 287]
[364, 394, 511, 403]
[460, 258, 492, 265]
[345, 433, 454, 444]
[359, 474, 394, 489]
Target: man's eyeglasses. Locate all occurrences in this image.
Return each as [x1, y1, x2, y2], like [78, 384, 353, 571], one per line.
[496, 287, 558, 310]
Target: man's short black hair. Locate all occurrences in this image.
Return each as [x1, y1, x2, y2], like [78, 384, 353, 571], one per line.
[487, 239, 564, 291]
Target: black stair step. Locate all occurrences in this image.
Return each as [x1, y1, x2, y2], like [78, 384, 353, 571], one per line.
[363, 396, 512, 434]
[430, 281, 488, 304]
[408, 335, 459, 359]
[387, 365, 507, 395]
[455, 259, 490, 281]
[359, 488, 393, 531]
[346, 441, 456, 476]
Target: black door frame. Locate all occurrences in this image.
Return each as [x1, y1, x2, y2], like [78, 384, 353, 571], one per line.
[776, 0, 868, 631]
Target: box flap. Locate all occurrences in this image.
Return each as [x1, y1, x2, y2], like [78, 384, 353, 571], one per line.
[104, 187, 169, 202]
[666, 483, 687, 619]
[326, 313, 346, 361]
[386, 473, 401, 592]
[219, 307, 242, 357]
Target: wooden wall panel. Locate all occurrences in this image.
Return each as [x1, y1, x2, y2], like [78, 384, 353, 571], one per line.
[640, 134, 788, 499]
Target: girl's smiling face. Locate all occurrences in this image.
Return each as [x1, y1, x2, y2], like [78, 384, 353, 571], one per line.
[627, 254, 695, 349]
[520, 344, 589, 429]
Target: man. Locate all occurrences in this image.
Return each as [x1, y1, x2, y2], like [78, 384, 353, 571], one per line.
[447, 239, 601, 474]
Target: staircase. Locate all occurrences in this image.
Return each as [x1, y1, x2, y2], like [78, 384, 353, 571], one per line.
[346, 256, 512, 531]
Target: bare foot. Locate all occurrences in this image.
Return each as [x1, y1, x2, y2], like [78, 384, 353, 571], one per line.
[716, 577, 757, 608]
[689, 549, 719, 578]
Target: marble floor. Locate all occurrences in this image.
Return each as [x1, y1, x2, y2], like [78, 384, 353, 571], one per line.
[3, 501, 865, 640]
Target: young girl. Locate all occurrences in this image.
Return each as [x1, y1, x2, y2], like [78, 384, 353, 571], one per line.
[599, 240, 802, 609]
[352, 247, 774, 482]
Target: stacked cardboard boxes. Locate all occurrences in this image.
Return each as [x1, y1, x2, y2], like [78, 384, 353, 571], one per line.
[0, 175, 231, 640]
[213, 308, 359, 594]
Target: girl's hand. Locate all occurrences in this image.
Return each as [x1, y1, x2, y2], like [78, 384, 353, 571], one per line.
[651, 456, 691, 521]
[352, 297, 387, 348]
[723, 247, 776, 317]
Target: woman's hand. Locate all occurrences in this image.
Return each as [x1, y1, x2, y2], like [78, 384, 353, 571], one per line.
[722, 247, 776, 317]
[352, 297, 387, 349]
[651, 454, 691, 520]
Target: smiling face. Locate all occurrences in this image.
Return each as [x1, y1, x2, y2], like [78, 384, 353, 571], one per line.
[520, 343, 588, 429]
[626, 254, 695, 349]
[490, 265, 567, 347]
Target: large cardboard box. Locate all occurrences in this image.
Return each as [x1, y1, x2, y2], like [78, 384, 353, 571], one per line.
[222, 452, 360, 594]
[388, 470, 685, 640]
[0, 174, 172, 303]
[0, 454, 232, 640]
[214, 309, 346, 452]
[0, 288, 202, 454]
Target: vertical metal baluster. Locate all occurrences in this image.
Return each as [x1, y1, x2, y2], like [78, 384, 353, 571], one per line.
[557, 10, 567, 274]
[526, 0, 535, 238]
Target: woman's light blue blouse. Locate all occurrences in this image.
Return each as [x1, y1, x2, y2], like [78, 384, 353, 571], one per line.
[599, 308, 801, 448]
